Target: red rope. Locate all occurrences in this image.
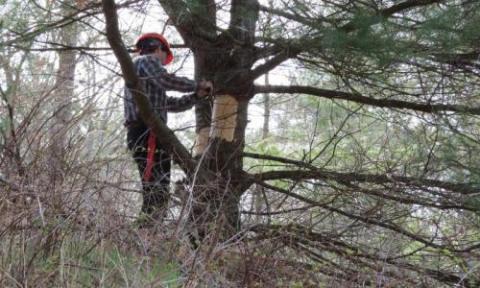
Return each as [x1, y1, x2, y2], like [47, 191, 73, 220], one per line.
[143, 131, 157, 182]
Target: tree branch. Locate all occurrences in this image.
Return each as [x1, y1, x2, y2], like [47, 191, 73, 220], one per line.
[10, 42, 187, 52]
[432, 51, 480, 70]
[254, 85, 480, 115]
[253, 169, 479, 195]
[380, 0, 442, 18]
[228, 0, 259, 45]
[255, 181, 480, 254]
[258, 4, 318, 27]
[243, 152, 317, 169]
[157, 0, 217, 46]
[255, 181, 447, 249]
[2, 0, 140, 49]
[250, 50, 298, 80]
[252, 223, 471, 287]
[341, 0, 441, 32]
[244, 152, 476, 211]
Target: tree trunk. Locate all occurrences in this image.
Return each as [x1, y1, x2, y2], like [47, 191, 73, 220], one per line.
[48, 1, 78, 211]
[189, 48, 254, 238]
[186, 0, 259, 240]
[193, 49, 213, 157]
[191, 98, 250, 238]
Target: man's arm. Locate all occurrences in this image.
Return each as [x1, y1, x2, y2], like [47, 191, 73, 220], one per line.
[166, 80, 213, 112]
[140, 55, 197, 92]
[165, 93, 198, 112]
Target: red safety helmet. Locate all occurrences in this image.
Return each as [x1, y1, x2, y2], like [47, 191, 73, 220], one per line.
[135, 33, 174, 65]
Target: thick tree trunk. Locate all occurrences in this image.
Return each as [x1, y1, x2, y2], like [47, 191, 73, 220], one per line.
[154, 0, 260, 240]
[191, 90, 251, 239]
[187, 0, 259, 240]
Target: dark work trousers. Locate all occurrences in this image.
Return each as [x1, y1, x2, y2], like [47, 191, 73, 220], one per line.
[127, 122, 171, 217]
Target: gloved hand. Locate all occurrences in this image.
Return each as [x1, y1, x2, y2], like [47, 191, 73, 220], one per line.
[196, 80, 213, 98]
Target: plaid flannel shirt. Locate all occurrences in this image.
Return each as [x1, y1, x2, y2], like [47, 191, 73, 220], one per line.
[124, 54, 198, 125]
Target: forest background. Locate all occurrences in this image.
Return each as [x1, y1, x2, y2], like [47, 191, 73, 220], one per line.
[1, 0, 480, 287]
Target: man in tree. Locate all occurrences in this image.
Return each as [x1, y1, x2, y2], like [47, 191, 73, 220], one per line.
[124, 32, 212, 223]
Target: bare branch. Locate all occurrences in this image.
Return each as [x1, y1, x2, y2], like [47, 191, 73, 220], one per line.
[255, 181, 480, 254]
[251, 224, 472, 287]
[10, 42, 188, 52]
[1, 0, 140, 49]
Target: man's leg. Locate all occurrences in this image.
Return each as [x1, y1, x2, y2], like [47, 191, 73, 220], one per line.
[127, 124, 153, 215]
[142, 147, 171, 219]
[127, 125, 172, 222]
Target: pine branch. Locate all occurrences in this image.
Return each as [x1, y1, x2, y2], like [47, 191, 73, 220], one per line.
[258, 4, 318, 27]
[380, 0, 442, 18]
[253, 168, 479, 195]
[341, 0, 442, 32]
[244, 152, 477, 211]
[243, 152, 317, 169]
[254, 85, 480, 115]
[250, 50, 299, 80]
